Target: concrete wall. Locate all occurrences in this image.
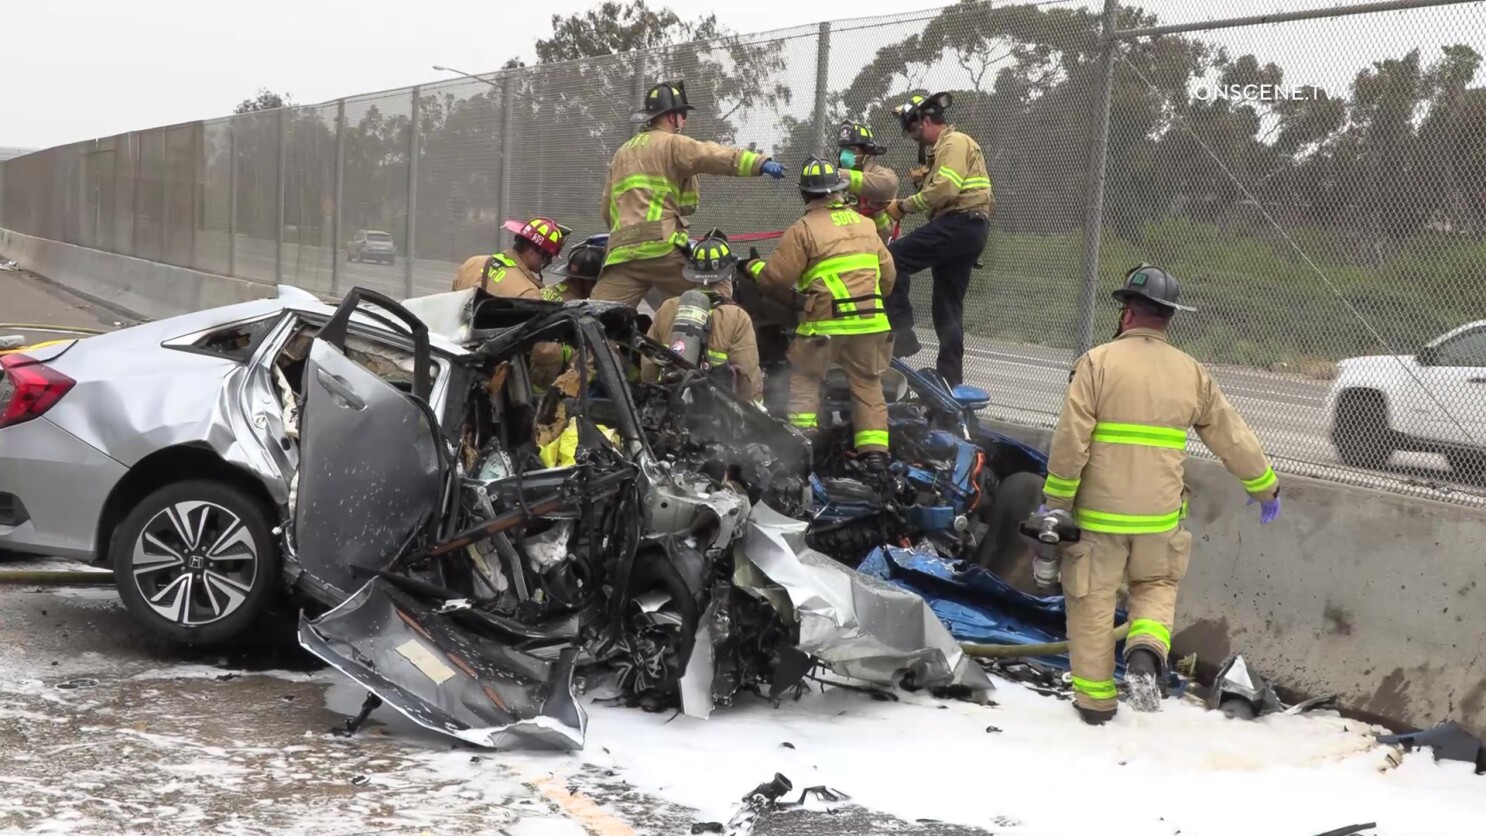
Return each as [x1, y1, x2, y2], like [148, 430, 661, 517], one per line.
[0, 228, 276, 321]
[990, 420, 1486, 735]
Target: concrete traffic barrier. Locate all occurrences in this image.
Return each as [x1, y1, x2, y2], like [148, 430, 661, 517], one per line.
[0, 227, 276, 320]
[989, 419, 1486, 736]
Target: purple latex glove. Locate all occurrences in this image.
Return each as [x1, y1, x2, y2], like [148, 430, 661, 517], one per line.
[1248, 495, 1281, 525]
[1036, 504, 1048, 515]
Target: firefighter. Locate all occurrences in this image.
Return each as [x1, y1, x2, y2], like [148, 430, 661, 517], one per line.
[880, 92, 993, 387]
[592, 80, 786, 308]
[641, 230, 763, 406]
[452, 217, 571, 297]
[1043, 265, 1281, 726]
[543, 234, 606, 302]
[744, 157, 897, 474]
[835, 120, 900, 246]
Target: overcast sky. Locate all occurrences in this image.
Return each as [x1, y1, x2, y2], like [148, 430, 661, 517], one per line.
[3, 0, 1482, 150]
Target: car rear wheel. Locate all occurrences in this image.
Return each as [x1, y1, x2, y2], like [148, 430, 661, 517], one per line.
[111, 480, 280, 647]
[1332, 390, 1394, 470]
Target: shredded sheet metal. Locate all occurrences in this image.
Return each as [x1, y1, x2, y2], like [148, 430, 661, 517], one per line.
[740, 504, 994, 695]
[299, 578, 587, 750]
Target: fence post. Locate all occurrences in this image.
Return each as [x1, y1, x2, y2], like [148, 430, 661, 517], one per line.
[499, 74, 518, 247]
[276, 107, 287, 283]
[405, 87, 420, 297]
[814, 22, 832, 152]
[1075, 0, 1119, 357]
[228, 120, 237, 276]
[332, 100, 345, 294]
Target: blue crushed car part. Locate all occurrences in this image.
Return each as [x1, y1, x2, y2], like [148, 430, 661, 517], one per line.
[858, 545, 1132, 679]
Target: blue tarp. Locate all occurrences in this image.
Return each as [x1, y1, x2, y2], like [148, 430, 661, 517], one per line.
[858, 546, 1130, 677]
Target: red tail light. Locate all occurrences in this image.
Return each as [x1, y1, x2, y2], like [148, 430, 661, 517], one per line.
[0, 354, 76, 428]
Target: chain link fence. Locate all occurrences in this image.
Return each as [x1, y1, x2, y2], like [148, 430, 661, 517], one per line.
[3, 0, 1486, 503]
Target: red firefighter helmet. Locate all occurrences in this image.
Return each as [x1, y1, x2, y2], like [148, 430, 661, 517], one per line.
[503, 217, 572, 257]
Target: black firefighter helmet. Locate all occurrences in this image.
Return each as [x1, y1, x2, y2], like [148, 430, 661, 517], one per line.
[1112, 264, 1196, 313]
[892, 91, 954, 132]
[633, 80, 695, 124]
[798, 156, 848, 195]
[837, 120, 886, 156]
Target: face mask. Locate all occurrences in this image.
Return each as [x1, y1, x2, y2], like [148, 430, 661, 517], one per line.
[838, 149, 858, 169]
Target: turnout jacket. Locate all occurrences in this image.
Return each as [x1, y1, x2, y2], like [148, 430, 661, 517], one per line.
[900, 126, 994, 220]
[845, 158, 900, 244]
[749, 196, 896, 337]
[642, 293, 763, 405]
[451, 250, 543, 298]
[600, 126, 768, 267]
[1043, 327, 1280, 534]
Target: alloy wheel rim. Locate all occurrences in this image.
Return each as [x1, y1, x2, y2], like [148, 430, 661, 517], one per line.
[131, 500, 259, 626]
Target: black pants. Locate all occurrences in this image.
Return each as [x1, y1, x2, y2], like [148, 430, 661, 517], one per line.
[884, 211, 990, 387]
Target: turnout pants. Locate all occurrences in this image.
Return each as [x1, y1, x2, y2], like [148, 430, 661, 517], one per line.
[1060, 527, 1192, 714]
[787, 331, 893, 453]
[883, 212, 990, 387]
[592, 249, 732, 308]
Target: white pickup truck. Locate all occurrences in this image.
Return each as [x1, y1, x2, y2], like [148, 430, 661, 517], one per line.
[1326, 320, 1486, 478]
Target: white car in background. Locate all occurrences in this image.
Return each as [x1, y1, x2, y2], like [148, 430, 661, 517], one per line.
[1327, 320, 1486, 478]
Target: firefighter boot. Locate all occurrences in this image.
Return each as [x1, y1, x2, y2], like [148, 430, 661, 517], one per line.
[1077, 705, 1116, 726]
[1125, 647, 1164, 713]
[861, 451, 893, 494]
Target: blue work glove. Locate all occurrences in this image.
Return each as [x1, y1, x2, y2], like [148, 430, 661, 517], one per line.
[1036, 504, 1048, 515]
[1248, 495, 1281, 525]
[761, 160, 785, 180]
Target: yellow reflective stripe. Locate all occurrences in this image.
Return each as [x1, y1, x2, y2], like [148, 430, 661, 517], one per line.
[605, 231, 690, 266]
[1091, 422, 1188, 450]
[908, 192, 929, 212]
[1072, 676, 1117, 701]
[1242, 467, 1278, 493]
[847, 169, 863, 193]
[874, 213, 892, 230]
[678, 189, 699, 209]
[1044, 474, 1080, 499]
[961, 176, 991, 190]
[798, 315, 888, 336]
[738, 151, 760, 175]
[748, 260, 765, 277]
[1127, 619, 1171, 652]
[1075, 508, 1183, 534]
[855, 429, 889, 449]
[706, 349, 728, 364]
[790, 413, 818, 429]
[802, 253, 879, 285]
[937, 166, 965, 187]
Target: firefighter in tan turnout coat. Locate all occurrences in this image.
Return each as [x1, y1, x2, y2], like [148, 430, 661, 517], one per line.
[746, 157, 897, 477]
[642, 230, 764, 406]
[591, 80, 787, 307]
[835, 120, 899, 246]
[1043, 265, 1282, 725]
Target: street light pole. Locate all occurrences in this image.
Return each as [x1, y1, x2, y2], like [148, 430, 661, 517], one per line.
[432, 65, 500, 90]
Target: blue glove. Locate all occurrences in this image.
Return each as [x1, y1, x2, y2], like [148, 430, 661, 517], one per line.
[761, 160, 785, 180]
[1036, 504, 1048, 515]
[1248, 495, 1281, 525]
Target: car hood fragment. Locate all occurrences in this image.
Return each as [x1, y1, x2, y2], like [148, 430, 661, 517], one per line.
[299, 577, 587, 750]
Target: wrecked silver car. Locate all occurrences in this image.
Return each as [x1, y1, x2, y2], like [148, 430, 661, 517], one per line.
[289, 290, 989, 749]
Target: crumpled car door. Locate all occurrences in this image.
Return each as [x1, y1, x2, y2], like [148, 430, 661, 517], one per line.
[293, 288, 441, 602]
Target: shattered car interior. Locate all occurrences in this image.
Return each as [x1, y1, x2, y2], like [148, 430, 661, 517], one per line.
[292, 289, 994, 750]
